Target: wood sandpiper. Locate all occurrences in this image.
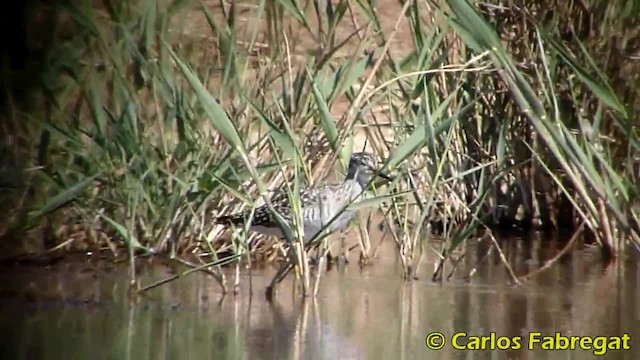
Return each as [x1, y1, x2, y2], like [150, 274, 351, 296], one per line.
[214, 152, 392, 243]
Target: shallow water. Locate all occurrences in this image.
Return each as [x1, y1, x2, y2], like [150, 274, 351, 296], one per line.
[0, 235, 638, 360]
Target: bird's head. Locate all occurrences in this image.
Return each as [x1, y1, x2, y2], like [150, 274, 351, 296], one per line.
[347, 152, 393, 186]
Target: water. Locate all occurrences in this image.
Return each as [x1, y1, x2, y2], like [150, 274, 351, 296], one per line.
[0, 235, 638, 360]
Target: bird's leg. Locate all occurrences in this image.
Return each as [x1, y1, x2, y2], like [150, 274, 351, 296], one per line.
[265, 260, 293, 301]
[309, 241, 326, 266]
[341, 231, 350, 265]
[265, 233, 297, 301]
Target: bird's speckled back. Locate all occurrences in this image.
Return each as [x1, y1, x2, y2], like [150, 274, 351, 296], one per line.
[215, 151, 380, 241]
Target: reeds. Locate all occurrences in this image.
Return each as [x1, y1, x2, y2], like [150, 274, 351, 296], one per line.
[1, 0, 638, 295]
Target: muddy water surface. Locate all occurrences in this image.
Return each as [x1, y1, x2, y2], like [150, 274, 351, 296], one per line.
[0, 236, 638, 360]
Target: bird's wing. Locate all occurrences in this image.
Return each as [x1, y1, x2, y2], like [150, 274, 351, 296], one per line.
[214, 182, 346, 228]
[215, 185, 314, 227]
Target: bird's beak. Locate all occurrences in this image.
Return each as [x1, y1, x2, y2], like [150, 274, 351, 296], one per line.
[371, 159, 394, 181]
[375, 169, 394, 181]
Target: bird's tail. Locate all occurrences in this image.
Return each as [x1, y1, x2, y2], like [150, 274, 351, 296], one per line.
[213, 213, 246, 226]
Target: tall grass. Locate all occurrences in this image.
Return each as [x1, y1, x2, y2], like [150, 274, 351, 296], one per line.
[1, 0, 638, 296]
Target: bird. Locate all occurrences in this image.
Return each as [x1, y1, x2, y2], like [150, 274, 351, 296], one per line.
[214, 152, 392, 243]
